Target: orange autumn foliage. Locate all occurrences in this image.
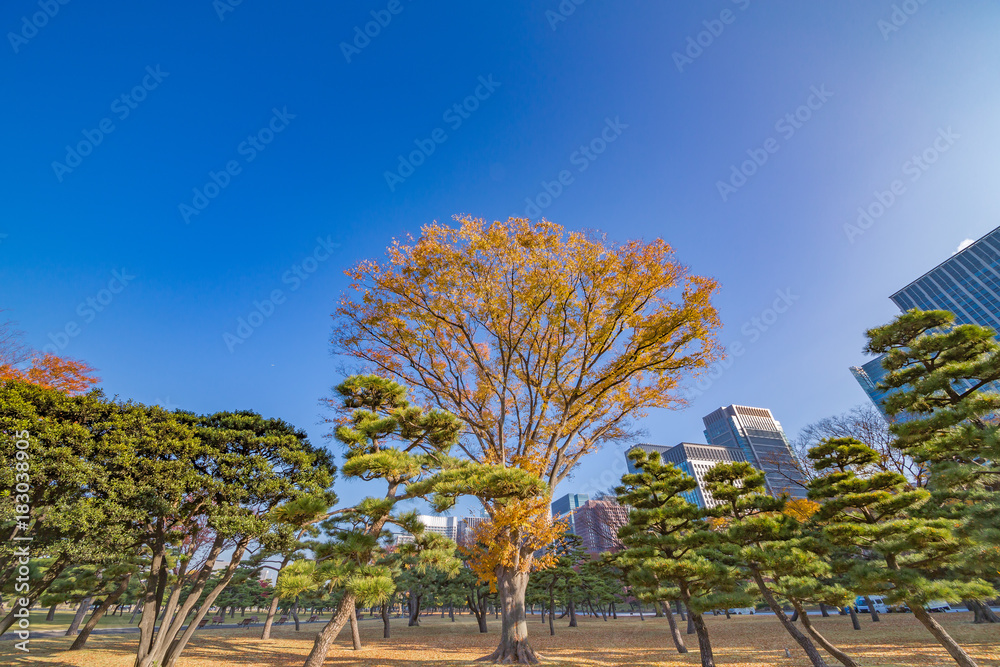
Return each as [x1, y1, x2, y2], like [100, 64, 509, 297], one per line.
[334, 216, 723, 581]
[0, 352, 99, 395]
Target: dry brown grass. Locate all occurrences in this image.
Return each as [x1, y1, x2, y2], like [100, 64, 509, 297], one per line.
[2, 611, 997, 666]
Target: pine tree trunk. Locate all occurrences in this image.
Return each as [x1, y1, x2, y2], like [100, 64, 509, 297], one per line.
[653, 600, 663, 617]
[863, 596, 880, 622]
[71, 574, 131, 650]
[548, 584, 555, 636]
[46, 604, 57, 621]
[847, 606, 861, 630]
[477, 567, 539, 664]
[820, 603, 830, 618]
[568, 597, 577, 627]
[677, 599, 686, 620]
[65, 596, 92, 636]
[348, 606, 361, 650]
[749, 569, 830, 667]
[302, 593, 356, 667]
[911, 605, 980, 667]
[794, 600, 859, 667]
[662, 600, 687, 654]
[686, 607, 695, 635]
[261, 594, 281, 639]
[381, 602, 390, 639]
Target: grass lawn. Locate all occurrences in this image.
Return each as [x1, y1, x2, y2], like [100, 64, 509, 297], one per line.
[6, 608, 140, 634]
[1, 610, 997, 666]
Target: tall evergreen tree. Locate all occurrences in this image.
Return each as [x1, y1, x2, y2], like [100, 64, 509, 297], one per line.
[807, 437, 994, 667]
[616, 449, 734, 667]
[866, 309, 1000, 617]
[703, 462, 844, 667]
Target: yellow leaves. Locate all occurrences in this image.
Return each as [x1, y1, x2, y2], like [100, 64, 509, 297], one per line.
[459, 496, 566, 584]
[784, 498, 821, 522]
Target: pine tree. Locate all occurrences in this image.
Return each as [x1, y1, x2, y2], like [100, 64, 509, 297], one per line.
[703, 462, 843, 667]
[865, 309, 1000, 618]
[807, 437, 995, 667]
[616, 449, 734, 667]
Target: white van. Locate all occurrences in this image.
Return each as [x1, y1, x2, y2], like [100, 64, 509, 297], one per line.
[854, 596, 890, 614]
[925, 600, 952, 612]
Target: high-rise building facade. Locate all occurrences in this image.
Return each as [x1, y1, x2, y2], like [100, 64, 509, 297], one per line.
[889, 227, 1000, 329]
[573, 498, 629, 556]
[625, 442, 746, 508]
[702, 405, 808, 499]
[551, 493, 589, 533]
[852, 226, 1000, 419]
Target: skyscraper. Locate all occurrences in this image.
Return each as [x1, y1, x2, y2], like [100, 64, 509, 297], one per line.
[550, 493, 589, 533]
[890, 228, 1000, 329]
[625, 442, 745, 508]
[852, 226, 1000, 418]
[702, 405, 808, 499]
[573, 499, 629, 556]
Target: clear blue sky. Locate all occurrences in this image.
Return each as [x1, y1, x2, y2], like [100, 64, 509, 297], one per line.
[3, 1, 1000, 510]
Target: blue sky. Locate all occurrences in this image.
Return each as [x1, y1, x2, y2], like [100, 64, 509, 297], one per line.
[3, 1, 1000, 512]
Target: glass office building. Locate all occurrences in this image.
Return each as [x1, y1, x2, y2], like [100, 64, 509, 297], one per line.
[853, 226, 1000, 419]
[890, 227, 1000, 330]
[702, 405, 809, 499]
[624, 442, 745, 508]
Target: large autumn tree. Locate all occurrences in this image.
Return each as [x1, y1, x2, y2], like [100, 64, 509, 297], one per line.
[332, 216, 723, 662]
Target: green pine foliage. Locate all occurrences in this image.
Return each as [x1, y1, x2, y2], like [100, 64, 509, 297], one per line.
[807, 437, 994, 667]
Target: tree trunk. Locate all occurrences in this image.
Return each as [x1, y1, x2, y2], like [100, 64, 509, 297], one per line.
[46, 604, 57, 621]
[911, 604, 980, 667]
[790, 607, 799, 622]
[686, 607, 695, 635]
[663, 600, 687, 654]
[749, 569, 830, 667]
[71, 574, 132, 650]
[863, 596, 880, 622]
[381, 602, 390, 638]
[653, 600, 663, 617]
[302, 593, 356, 667]
[548, 585, 555, 637]
[129, 603, 142, 625]
[477, 567, 539, 664]
[0, 553, 70, 636]
[568, 597, 577, 627]
[261, 594, 281, 639]
[449, 603, 454, 621]
[688, 610, 716, 667]
[408, 592, 421, 627]
[847, 606, 861, 630]
[793, 600, 859, 667]
[820, 603, 830, 618]
[348, 606, 361, 650]
[292, 597, 300, 632]
[677, 599, 686, 620]
[65, 597, 92, 636]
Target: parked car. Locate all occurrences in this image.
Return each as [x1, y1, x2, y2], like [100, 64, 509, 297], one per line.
[926, 600, 952, 612]
[854, 596, 890, 614]
[727, 607, 756, 615]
